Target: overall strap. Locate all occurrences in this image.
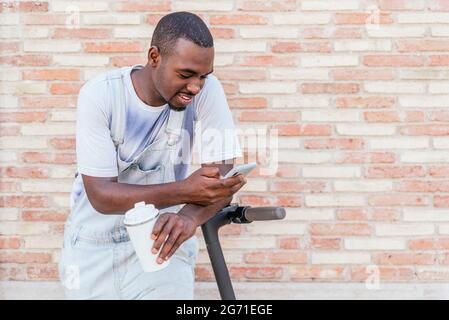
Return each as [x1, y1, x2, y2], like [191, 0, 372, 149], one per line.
[106, 68, 127, 149]
[166, 109, 186, 146]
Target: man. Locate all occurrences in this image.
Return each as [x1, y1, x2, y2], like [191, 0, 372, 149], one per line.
[59, 11, 246, 300]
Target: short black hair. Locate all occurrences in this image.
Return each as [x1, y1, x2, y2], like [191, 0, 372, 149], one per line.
[151, 11, 213, 56]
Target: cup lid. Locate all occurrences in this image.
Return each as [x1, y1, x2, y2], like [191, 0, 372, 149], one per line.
[124, 201, 159, 226]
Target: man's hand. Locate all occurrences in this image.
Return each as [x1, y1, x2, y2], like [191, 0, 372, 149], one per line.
[182, 166, 246, 206]
[150, 212, 198, 264]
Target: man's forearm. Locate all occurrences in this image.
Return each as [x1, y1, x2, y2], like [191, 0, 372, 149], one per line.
[92, 180, 189, 214]
[178, 196, 233, 227]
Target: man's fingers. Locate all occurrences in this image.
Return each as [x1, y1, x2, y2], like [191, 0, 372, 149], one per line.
[200, 166, 220, 178]
[166, 235, 187, 260]
[158, 229, 182, 262]
[151, 214, 169, 239]
[151, 217, 175, 254]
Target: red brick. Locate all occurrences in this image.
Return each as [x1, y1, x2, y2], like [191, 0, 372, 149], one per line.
[275, 124, 332, 136]
[335, 12, 393, 24]
[0, 252, 51, 264]
[364, 111, 400, 122]
[397, 40, 449, 52]
[434, 195, 449, 208]
[50, 83, 82, 95]
[20, 97, 77, 108]
[238, 0, 296, 11]
[84, 42, 143, 53]
[210, 15, 268, 25]
[409, 238, 449, 250]
[332, 69, 394, 81]
[24, 14, 69, 25]
[363, 55, 424, 67]
[368, 194, 427, 206]
[371, 209, 400, 221]
[114, 1, 170, 12]
[27, 264, 59, 280]
[0, 41, 19, 53]
[194, 265, 214, 281]
[333, 28, 363, 39]
[53, 28, 110, 39]
[351, 267, 414, 281]
[0, 55, 50, 66]
[0, 112, 47, 123]
[0, 196, 49, 208]
[366, 166, 425, 178]
[245, 251, 307, 264]
[378, 0, 424, 10]
[1, 1, 48, 12]
[430, 0, 449, 11]
[1, 167, 48, 179]
[270, 181, 326, 193]
[429, 55, 449, 66]
[430, 111, 449, 122]
[228, 97, 267, 109]
[22, 210, 69, 222]
[0, 266, 26, 281]
[49, 138, 76, 150]
[291, 266, 344, 281]
[335, 97, 395, 108]
[304, 138, 364, 150]
[210, 27, 235, 39]
[0, 126, 20, 136]
[337, 209, 368, 221]
[0, 237, 20, 249]
[239, 55, 297, 67]
[238, 111, 299, 122]
[214, 69, 266, 80]
[400, 125, 449, 136]
[337, 152, 396, 164]
[301, 83, 359, 94]
[310, 238, 341, 250]
[229, 266, 283, 280]
[21, 152, 76, 165]
[397, 181, 449, 193]
[276, 195, 302, 207]
[373, 253, 436, 265]
[310, 223, 371, 236]
[272, 41, 331, 53]
[23, 69, 80, 81]
[111, 56, 147, 67]
[279, 237, 300, 249]
[429, 166, 449, 178]
[0, 182, 19, 192]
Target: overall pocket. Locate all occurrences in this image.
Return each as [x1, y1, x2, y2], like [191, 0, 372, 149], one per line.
[119, 164, 165, 185]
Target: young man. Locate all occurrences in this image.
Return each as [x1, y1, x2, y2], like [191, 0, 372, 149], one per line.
[59, 11, 246, 300]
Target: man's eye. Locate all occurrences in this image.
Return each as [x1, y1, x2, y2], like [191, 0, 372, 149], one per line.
[179, 74, 190, 79]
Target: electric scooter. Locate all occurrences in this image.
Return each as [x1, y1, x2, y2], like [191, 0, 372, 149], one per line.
[201, 204, 286, 300]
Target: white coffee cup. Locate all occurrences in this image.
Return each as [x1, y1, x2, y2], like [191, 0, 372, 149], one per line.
[124, 201, 170, 272]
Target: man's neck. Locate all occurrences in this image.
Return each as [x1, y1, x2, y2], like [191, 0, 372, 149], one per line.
[131, 65, 166, 107]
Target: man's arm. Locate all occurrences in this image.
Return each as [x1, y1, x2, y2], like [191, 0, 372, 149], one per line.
[151, 159, 247, 263]
[82, 164, 243, 214]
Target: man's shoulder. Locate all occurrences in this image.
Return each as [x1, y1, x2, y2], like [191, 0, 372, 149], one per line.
[79, 67, 128, 96]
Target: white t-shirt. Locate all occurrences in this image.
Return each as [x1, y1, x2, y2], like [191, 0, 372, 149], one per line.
[70, 64, 242, 209]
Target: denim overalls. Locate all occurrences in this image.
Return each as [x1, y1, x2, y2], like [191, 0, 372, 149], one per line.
[59, 67, 199, 300]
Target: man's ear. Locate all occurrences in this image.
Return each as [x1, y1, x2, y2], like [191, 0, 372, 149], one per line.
[148, 46, 160, 66]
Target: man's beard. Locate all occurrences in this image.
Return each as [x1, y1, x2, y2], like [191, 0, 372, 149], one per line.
[168, 102, 187, 112]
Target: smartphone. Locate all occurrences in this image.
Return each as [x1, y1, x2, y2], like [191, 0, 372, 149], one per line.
[222, 162, 257, 179]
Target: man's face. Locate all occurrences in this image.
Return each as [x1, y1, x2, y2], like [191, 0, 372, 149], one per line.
[151, 38, 214, 111]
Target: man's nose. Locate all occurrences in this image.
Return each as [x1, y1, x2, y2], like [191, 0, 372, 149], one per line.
[186, 82, 201, 95]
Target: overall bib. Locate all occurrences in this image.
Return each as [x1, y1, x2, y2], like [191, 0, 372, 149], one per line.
[59, 68, 199, 300]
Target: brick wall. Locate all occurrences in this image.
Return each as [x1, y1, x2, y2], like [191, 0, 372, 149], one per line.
[1, 0, 449, 288]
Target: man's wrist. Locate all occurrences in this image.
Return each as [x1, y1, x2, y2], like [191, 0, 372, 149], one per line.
[175, 179, 191, 204]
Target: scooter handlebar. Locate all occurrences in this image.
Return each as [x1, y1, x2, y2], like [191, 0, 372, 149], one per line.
[243, 206, 286, 222]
